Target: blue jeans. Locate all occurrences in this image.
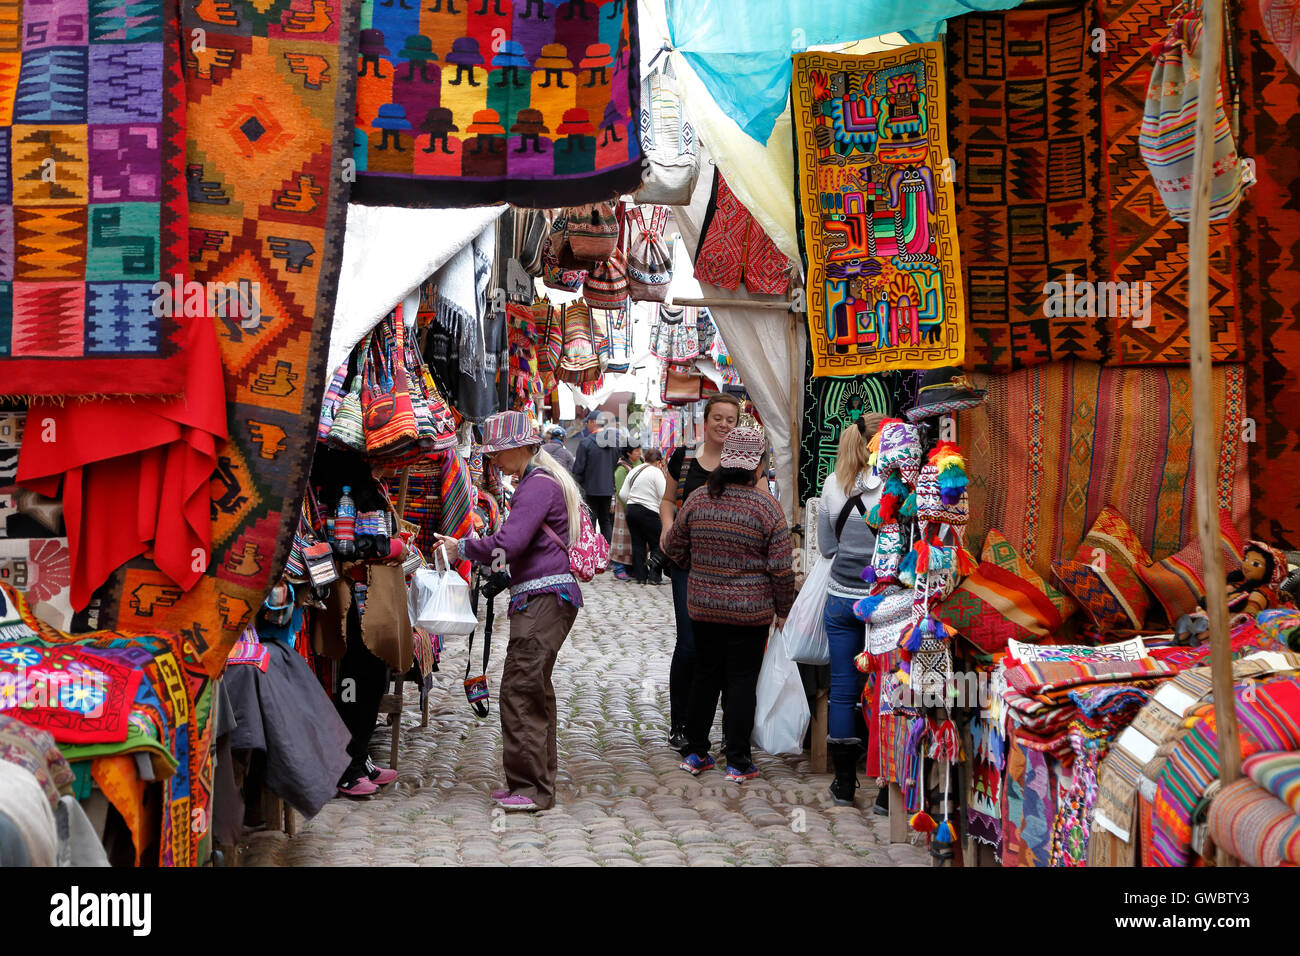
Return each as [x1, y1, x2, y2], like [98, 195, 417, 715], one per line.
[824, 595, 867, 740]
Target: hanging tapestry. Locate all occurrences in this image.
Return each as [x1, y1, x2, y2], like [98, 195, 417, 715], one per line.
[1098, 0, 1239, 365]
[0, 0, 190, 397]
[350, 0, 641, 208]
[0, 643, 142, 744]
[946, 6, 1108, 372]
[792, 45, 966, 378]
[0, 537, 73, 631]
[796, 340, 919, 503]
[97, 0, 360, 678]
[1236, 1, 1300, 550]
[1261, 0, 1300, 74]
[958, 360, 1250, 580]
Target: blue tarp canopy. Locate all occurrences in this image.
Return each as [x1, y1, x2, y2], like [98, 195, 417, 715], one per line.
[665, 0, 1024, 142]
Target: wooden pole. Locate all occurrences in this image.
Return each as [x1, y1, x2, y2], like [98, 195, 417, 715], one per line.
[1185, 0, 1241, 866]
[671, 296, 792, 311]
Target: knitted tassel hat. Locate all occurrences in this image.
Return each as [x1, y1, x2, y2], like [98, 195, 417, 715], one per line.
[874, 419, 922, 487]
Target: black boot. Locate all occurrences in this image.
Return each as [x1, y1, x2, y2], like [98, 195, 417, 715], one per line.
[669, 724, 688, 753]
[874, 786, 889, 816]
[827, 738, 861, 806]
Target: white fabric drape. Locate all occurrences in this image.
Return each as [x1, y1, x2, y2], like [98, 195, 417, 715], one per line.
[327, 203, 507, 392]
[669, 144, 806, 524]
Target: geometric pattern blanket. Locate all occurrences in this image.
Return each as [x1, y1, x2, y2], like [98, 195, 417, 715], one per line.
[958, 359, 1250, 579]
[947, 5, 1108, 373]
[99, 0, 360, 678]
[0, 0, 191, 396]
[349, 0, 642, 207]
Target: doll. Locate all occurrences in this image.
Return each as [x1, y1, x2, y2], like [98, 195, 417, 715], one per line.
[1223, 542, 1281, 616]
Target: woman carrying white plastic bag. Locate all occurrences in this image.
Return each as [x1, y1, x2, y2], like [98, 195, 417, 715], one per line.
[407, 549, 477, 635]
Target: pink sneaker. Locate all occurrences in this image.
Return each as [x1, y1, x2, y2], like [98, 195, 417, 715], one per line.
[365, 758, 397, 786]
[490, 788, 510, 800]
[496, 793, 539, 811]
[337, 776, 379, 798]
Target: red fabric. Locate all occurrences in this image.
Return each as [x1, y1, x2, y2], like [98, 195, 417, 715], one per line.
[694, 172, 791, 295]
[0, 645, 142, 745]
[17, 319, 227, 610]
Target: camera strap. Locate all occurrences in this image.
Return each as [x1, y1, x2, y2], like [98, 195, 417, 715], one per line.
[463, 570, 494, 717]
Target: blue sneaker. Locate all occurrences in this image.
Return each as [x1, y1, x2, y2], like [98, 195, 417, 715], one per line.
[725, 764, 760, 783]
[680, 753, 716, 775]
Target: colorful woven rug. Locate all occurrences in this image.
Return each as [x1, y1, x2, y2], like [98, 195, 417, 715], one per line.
[946, 6, 1108, 372]
[350, 0, 642, 207]
[0, 642, 141, 744]
[0, 0, 189, 396]
[958, 360, 1250, 578]
[792, 45, 966, 378]
[1235, 2, 1300, 549]
[1098, 0, 1240, 365]
[796, 342, 919, 502]
[99, 0, 360, 677]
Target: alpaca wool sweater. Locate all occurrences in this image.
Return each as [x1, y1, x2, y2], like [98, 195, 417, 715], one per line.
[663, 484, 795, 627]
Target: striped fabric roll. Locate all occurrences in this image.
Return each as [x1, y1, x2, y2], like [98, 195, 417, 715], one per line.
[1244, 751, 1300, 815]
[1207, 778, 1300, 867]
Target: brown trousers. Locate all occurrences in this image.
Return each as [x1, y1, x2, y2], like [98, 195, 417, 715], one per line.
[500, 597, 578, 809]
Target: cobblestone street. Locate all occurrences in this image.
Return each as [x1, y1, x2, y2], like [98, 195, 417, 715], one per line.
[240, 576, 929, 867]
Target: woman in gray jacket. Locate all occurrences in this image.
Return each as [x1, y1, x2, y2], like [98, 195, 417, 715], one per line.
[817, 413, 886, 807]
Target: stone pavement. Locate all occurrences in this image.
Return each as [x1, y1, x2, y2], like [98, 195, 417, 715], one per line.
[239, 575, 930, 867]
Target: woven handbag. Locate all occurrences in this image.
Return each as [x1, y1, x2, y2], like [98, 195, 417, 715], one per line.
[649, 303, 699, 364]
[318, 361, 349, 442]
[635, 61, 699, 206]
[565, 201, 619, 262]
[325, 333, 369, 452]
[535, 299, 564, 392]
[603, 307, 631, 373]
[557, 301, 602, 385]
[627, 205, 673, 302]
[1140, 12, 1247, 223]
[516, 208, 550, 277]
[362, 318, 420, 457]
[542, 230, 587, 292]
[583, 246, 630, 308]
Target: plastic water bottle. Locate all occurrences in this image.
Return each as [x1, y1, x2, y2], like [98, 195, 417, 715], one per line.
[334, 486, 356, 558]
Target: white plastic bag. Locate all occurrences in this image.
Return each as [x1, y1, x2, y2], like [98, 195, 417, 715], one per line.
[406, 555, 477, 635]
[784, 554, 832, 665]
[752, 627, 810, 755]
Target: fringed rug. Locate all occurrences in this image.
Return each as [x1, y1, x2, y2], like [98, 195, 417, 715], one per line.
[0, 0, 189, 396]
[946, 5, 1108, 372]
[958, 359, 1250, 578]
[100, 0, 360, 678]
[792, 45, 966, 378]
[796, 341, 918, 503]
[350, 0, 642, 207]
[1235, 0, 1300, 550]
[1098, 0, 1240, 365]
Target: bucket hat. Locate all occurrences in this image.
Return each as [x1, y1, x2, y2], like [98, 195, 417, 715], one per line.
[906, 367, 987, 423]
[480, 411, 542, 454]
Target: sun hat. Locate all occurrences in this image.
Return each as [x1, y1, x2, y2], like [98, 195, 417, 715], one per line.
[719, 426, 766, 470]
[479, 411, 542, 454]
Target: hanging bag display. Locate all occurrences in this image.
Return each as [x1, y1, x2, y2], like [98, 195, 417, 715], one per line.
[583, 247, 631, 309]
[318, 362, 349, 442]
[534, 299, 564, 393]
[1140, 12, 1248, 223]
[635, 61, 700, 206]
[564, 201, 620, 262]
[604, 306, 632, 373]
[649, 303, 700, 364]
[695, 169, 792, 295]
[556, 301, 602, 385]
[627, 205, 673, 302]
[661, 363, 707, 405]
[362, 318, 420, 457]
[516, 208, 550, 277]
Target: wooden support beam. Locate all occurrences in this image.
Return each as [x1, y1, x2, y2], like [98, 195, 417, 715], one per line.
[1185, 0, 1241, 867]
[669, 296, 792, 311]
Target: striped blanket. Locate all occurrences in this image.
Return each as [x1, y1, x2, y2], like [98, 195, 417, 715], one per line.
[1244, 751, 1300, 815]
[1206, 777, 1300, 867]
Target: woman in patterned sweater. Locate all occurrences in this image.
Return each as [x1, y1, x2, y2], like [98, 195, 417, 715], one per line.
[663, 427, 794, 783]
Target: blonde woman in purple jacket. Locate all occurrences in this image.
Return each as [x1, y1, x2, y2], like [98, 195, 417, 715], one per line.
[437, 411, 585, 813]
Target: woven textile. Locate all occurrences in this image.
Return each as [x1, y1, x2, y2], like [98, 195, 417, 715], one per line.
[981, 529, 1074, 621]
[0, 713, 74, 808]
[796, 350, 917, 503]
[1244, 751, 1300, 815]
[1098, 0, 1239, 365]
[1136, 510, 1246, 624]
[938, 561, 1061, 654]
[350, 0, 641, 207]
[101, 0, 359, 676]
[1207, 777, 1300, 867]
[792, 45, 966, 377]
[946, 6, 1107, 372]
[0, 0, 190, 396]
[3, 582, 213, 866]
[1054, 505, 1151, 630]
[1235, 3, 1300, 549]
[0, 642, 141, 744]
[694, 170, 790, 295]
[958, 360, 1250, 580]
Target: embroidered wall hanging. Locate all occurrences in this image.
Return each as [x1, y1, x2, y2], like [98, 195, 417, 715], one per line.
[350, 0, 641, 207]
[793, 45, 966, 378]
[0, 0, 190, 396]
